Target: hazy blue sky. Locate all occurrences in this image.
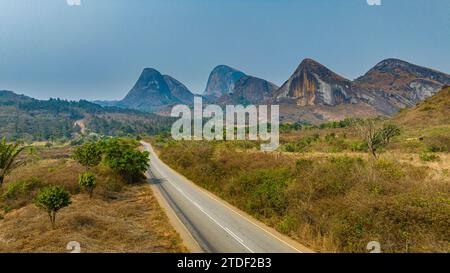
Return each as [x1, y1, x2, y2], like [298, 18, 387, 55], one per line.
[0, 0, 449, 100]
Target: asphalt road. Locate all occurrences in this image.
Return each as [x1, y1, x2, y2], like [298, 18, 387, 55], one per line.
[142, 142, 312, 253]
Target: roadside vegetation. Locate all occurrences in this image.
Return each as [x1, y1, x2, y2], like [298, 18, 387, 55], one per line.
[0, 138, 186, 253]
[152, 87, 450, 253]
[154, 139, 449, 253]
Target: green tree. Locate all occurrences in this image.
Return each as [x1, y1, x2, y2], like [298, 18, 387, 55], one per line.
[79, 172, 96, 198]
[73, 142, 102, 170]
[34, 186, 71, 229]
[0, 137, 27, 187]
[102, 138, 150, 183]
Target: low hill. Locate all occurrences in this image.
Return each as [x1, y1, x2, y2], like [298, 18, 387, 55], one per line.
[393, 85, 450, 128]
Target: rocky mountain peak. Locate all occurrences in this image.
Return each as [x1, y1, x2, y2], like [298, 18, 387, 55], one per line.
[119, 68, 193, 112]
[131, 68, 168, 91]
[276, 58, 354, 106]
[355, 58, 450, 104]
[204, 65, 246, 98]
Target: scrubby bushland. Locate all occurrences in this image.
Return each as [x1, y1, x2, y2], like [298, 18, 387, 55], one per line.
[157, 141, 450, 253]
[0, 144, 186, 253]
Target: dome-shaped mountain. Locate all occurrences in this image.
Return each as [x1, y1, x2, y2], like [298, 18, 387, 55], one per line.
[203, 65, 246, 99]
[275, 59, 355, 106]
[119, 68, 193, 112]
[354, 58, 450, 105]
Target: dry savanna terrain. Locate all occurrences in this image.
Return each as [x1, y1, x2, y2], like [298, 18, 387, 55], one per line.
[0, 145, 186, 253]
[152, 87, 450, 253]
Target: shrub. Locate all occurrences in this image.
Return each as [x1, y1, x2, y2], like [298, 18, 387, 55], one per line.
[79, 172, 96, 198]
[236, 168, 292, 217]
[326, 138, 348, 153]
[324, 133, 336, 142]
[442, 169, 449, 177]
[283, 143, 297, 153]
[1, 177, 42, 200]
[425, 135, 450, 152]
[372, 159, 405, 181]
[295, 158, 313, 171]
[419, 152, 440, 162]
[2, 205, 12, 214]
[350, 141, 368, 152]
[34, 185, 71, 229]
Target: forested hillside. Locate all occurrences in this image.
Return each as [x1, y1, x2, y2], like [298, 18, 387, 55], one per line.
[0, 90, 173, 141]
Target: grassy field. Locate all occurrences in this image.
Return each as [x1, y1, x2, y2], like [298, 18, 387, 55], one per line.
[0, 145, 186, 253]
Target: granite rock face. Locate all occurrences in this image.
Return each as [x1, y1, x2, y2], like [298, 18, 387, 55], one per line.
[275, 58, 450, 116]
[354, 58, 450, 109]
[275, 59, 355, 106]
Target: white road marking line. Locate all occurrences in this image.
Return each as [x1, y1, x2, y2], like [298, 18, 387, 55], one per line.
[225, 228, 245, 244]
[151, 160, 255, 253]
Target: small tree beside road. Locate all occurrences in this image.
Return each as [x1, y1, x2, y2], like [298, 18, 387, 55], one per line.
[35, 186, 71, 229]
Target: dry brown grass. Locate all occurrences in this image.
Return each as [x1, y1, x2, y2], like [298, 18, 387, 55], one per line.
[269, 151, 450, 179]
[155, 140, 450, 253]
[0, 185, 186, 253]
[0, 146, 187, 253]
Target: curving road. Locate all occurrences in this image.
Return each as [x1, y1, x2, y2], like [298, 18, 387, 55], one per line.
[142, 142, 312, 253]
